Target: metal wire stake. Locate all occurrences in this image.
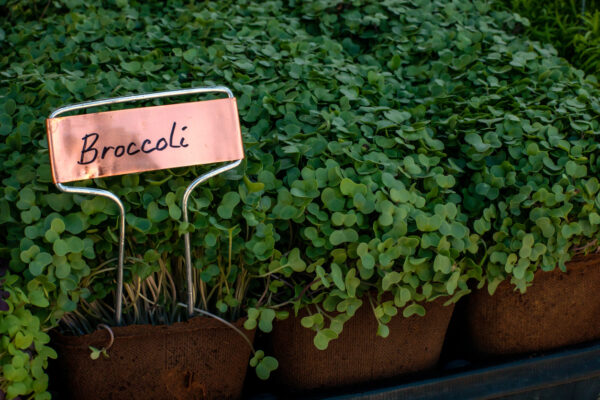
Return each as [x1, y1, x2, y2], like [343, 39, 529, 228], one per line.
[56, 183, 126, 325]
[182, 159, 243, 316]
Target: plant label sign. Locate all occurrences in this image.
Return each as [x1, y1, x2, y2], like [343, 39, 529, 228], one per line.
[46, 97, 244, 183]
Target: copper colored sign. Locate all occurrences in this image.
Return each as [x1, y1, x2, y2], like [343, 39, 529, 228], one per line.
[46, 97, 244, 183]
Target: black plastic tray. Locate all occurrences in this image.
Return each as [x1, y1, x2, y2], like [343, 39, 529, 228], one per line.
[333, 341, 600, 400]
[247, 340, 600, 399]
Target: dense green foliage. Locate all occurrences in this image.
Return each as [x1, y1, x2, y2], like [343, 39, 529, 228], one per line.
[501, 0, 600, 74]
[2, 0, 600, 398]
[412, 4, 600, 294]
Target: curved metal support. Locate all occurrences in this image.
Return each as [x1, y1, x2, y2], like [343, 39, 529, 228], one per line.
[182, 159, 243, 316]
[49, 86, 233, 119]
[56, 183, 126, 325]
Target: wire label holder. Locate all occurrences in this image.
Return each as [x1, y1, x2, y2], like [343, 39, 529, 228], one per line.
[46, 86, 245, 325]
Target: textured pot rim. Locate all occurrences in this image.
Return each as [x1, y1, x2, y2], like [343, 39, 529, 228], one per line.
[52, 315, 250, 348]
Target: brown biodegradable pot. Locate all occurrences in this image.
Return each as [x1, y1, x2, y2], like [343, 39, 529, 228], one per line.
[270, 297, 455, 391]
[466, 254, 600, 356]
[52, 316, 254, 400]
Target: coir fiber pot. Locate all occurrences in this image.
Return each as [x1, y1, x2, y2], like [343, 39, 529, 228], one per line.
[466, 254, 600, 356]
[270, 297, 455, 391]
[51, 316, 254, 400]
